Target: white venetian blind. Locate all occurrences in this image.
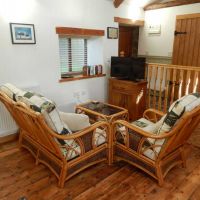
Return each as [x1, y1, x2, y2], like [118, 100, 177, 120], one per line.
[59, 36, 87, 74]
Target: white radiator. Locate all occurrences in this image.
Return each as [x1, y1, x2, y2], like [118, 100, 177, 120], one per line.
[0, 102, 18, 137]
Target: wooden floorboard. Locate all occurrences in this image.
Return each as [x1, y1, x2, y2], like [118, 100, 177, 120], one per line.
[0, 128, 200, 200]
[0, 139, 18, 153]
[189, 184, 200, 200]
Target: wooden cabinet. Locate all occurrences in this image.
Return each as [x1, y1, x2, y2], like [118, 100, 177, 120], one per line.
[108, 78, 147, 121]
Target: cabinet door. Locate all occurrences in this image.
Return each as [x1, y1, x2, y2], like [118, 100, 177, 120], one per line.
[109, 79, 147, 121]
[128, 94, 146, 121]
[109, 90, 127, 109]
[126, 95, 136, 121]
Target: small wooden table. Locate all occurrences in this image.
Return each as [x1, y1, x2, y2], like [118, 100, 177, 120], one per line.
[76, 101, 129, 123]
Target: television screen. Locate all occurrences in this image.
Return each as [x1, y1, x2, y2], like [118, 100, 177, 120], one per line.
[130, 57, 146, 81]
[111, 56, 145, 81]
[111, 57, 132, 79]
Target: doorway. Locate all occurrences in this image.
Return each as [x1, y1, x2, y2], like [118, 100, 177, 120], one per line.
[118, 26, 139, 57]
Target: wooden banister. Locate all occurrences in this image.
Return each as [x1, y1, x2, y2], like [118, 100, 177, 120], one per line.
[146, 63, 200, 111]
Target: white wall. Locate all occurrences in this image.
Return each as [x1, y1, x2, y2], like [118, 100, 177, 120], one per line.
[138, 3, 200, 57]
[0, 0, 138, 112]
[1, 0, 199, 113]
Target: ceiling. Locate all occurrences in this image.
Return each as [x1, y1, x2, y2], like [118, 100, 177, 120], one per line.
[106, 0, 157, 7]
[123, 0, 157, 7]
[111, 0, 200, 10]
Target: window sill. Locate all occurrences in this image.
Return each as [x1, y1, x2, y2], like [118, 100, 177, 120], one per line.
[59, 74, 106, 83]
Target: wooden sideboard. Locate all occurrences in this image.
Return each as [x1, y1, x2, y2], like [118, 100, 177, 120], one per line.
[108, 78, 147, 121]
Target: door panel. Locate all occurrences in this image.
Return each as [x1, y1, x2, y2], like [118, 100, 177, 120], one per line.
[118, 26, 139, 57]
[194, 18, 200, 66]
[172, 13, 200, 67]
[119, 26, 133, 57]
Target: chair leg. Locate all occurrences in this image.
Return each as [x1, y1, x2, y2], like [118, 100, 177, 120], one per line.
[108, 126, 113, 165]
[156, 164, 164, 186]
[35, 150, 39, 165]
[58, 164, 67, 188]
[18, 130, 23, 149]
[108, 147, 113, 166]
[181, 148, 187, 168]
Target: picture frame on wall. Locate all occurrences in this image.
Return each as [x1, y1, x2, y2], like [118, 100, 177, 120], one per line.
[10, 23, 36, 44]
[107, 27, 118, 39]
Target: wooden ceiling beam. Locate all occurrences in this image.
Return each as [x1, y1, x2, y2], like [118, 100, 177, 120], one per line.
[144, 0, 200, 11]
[113, 0, 125, 8]
[114, 17, 144, 26]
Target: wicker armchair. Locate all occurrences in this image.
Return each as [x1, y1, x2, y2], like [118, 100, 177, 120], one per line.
[112, 105, 200, 186]
[0, 92, 111, 188]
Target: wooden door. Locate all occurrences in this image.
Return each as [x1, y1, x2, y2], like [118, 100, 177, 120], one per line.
[172, 13, 200, 66]
[118, 26, 139, 57]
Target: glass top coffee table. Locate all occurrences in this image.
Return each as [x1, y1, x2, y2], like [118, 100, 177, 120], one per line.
[76, 101, 129, 123]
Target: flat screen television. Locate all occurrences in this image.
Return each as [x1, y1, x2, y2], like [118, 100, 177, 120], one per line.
[111, 56, 146, 81]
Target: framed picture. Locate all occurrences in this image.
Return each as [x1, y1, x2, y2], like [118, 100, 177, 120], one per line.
[10, 23, 36, 44]
[107, 27, 118, 39]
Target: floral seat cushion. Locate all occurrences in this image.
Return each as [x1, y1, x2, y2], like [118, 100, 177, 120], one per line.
[131, 117, 165, 160]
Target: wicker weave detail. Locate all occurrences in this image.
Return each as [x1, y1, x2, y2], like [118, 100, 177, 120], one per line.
[115, 147, 156, 175]
[115, 131, 125, 145]
[22, 137, 37, 156]
[68, 149, 107, 175]
[80, 131, 93, 152]
[39, 151, 61, 175]
[128, 129, 143, 151]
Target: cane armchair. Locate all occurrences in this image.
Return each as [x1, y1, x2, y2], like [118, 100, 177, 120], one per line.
[113, 93, 200, 185]
[0, 87, 111, 188]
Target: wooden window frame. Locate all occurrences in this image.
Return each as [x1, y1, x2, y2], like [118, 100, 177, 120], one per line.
[56, 27, 105, 81]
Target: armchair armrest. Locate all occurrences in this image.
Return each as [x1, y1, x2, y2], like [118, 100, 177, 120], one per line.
[113, 120, 176, 140]
[50, 121, 110, 140]
[46, 120, 111, 161]
[143, 109, 165, 123]
[112, 119, 180, 160]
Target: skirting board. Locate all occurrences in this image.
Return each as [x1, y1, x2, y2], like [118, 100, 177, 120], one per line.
[0, 132, 19, 144]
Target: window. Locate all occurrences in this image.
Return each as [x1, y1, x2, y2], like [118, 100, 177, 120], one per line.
[59, 36, 87, 75]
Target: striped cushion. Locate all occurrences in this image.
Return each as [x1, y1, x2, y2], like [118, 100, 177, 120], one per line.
[18, 92, 71, 134]
[158, 93, 200, 134]
[143, 93, 200, 160]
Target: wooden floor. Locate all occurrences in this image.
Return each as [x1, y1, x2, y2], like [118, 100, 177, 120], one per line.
[0, 127, 200, 200]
